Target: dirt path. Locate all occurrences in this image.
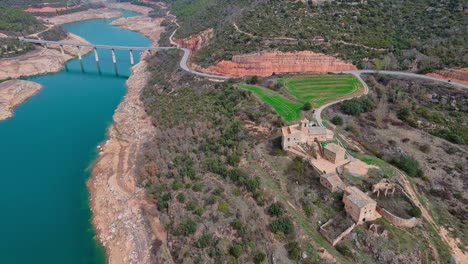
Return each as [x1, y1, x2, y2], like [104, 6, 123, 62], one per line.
[397, 169, 467, 263]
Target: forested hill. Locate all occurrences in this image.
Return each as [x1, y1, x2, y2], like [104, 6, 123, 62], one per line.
[0, 0, 70, 8]
[160, 0, 467, 73]
[0, 7, 45, 36]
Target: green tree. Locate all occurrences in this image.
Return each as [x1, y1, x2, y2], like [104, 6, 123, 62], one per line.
[268, 202, 284, 217]
[331, 115, 344, 126]
[302, 102, 312, 111]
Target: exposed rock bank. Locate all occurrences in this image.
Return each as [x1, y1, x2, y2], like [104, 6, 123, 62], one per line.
[106, 3, 153, 15]
[89, 52, 172, 264]
[89, 11, 172, 264]
[204, 51, 357, 77]
[0, 33, 91, 81]
[111, 16, 165, 44]
[42, 8, 121, 25]
[0, 80, 42, 121]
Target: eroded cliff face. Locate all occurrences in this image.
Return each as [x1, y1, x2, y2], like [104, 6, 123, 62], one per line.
[427, 68, 468, 85]
[174, 28, 213, 52]
[89, 53, 173, 264]
[204, 51, 357, 77]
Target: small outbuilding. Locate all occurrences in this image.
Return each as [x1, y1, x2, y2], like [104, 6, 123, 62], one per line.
[320, 172, 346, 193]
[324, 143, 346, 164]
[343, 186, 380, 224]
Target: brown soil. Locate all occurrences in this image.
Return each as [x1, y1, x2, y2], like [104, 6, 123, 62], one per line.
[0, 80, 42, 121]
[25, 5, 81, 13]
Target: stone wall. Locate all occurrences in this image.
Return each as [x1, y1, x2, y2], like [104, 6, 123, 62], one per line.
[320, 218, 356, 246]
[376, 207, 420, 228]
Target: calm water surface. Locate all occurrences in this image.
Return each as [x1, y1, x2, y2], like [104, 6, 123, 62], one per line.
[0, 10, 151, 263]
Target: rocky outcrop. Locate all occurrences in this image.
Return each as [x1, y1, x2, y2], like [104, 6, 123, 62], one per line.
[0, 33, 91, 81]
[0, 80, 42, 121]
[427, 68, 468, 85]
[174, 28, 213, 52]
[205, 51, 357, 77]
[89, 53, 173, 264]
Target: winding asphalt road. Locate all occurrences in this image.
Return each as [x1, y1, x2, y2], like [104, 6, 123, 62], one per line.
[314, 70, 468, 127]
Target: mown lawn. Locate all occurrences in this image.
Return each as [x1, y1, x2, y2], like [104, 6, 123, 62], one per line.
[281, 75, 362, 107]
[239, 84, 302, 122]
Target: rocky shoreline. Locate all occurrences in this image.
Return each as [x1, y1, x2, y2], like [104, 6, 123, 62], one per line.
[0, 33, 91, 81]
[0, 80, 42, 121]
[88, 9, 173, 264]
[41, 8, 121, 25]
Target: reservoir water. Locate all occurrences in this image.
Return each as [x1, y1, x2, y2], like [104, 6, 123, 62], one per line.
[0, 10, 151, 263]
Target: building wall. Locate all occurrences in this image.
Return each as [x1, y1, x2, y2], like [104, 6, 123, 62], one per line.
[324, 148, 345, 164]
[282, 132, 304, 149]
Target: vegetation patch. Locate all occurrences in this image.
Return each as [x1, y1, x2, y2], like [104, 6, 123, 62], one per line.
[239, 84, 302, 122]
[281, 75, 362, 107]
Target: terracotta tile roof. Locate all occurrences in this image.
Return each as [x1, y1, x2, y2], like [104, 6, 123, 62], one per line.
[345, 186, 376, 208]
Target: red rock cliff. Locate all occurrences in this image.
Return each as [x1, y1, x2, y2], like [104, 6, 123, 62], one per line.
[427, 68, 468, 85]
[204, 51, 357, 77]
[175, 28, 213, 52]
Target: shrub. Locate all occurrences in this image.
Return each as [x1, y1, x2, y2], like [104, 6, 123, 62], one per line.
[218, 201, 229, 213]
[195, 207, 205, 216]
[212, 187, 224, 196]
[187, 202, 197, 211]
[270, 217, 294, 235]
[408, 207, 422, 218]
[231, 220, 247, 237]
[246, 177, 261, 192]
[177, 193, 186, 203]
[181, 219, 197, 236]
[172, 180, 184, 190]
[268, 202, 284, 217]
[331, 115, 344, 126]
[228, 152, 241, 166]
[253, 252, 266, 263]
[246, 75, 258, 84]
[397, 108, 411, 121]
[230, 244, 243, 258]
[192, 182, 203, 192]
[302, 102, 312, 111]
[285, 241, 301, 260]
[391, 155, 422, 178]
[195, 233, 212, 248]
[336, 244, 352, 257]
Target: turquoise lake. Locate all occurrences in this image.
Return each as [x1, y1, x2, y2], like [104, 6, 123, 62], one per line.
[0, 10, 151, 263]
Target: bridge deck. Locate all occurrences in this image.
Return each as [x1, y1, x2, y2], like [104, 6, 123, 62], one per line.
[18, 38, 174, 51]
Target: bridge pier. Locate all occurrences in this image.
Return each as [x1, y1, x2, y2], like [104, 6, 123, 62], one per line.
[77, 46, 82, 61]
[111, 48, 117, 64]
[93, 47, 99, 62]
[60, 45, 64, 56]
[129, 50, 134, 65]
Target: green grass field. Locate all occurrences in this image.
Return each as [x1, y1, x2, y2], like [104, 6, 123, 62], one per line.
[281, 75, 362, 107]
[239, 84, 303, 122]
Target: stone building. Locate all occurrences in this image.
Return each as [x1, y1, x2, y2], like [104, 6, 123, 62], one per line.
[320, 172, 346, 192]
[323, 143, 346, 164]
[281, 118, 334, 150]
[343, 186, 380, 224]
